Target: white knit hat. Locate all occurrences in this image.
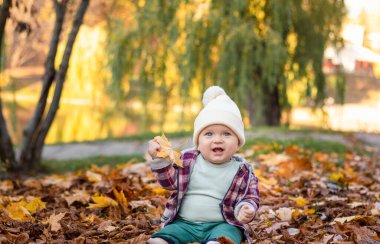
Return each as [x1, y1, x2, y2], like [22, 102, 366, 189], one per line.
[193, 86, 245, 147]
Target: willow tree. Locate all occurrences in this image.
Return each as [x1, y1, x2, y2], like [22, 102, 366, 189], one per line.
[107, 0, 346, 126]
[0, 0, 89, 173]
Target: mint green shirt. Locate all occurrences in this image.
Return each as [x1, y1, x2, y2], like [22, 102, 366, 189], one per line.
[178, 154, 240, 222]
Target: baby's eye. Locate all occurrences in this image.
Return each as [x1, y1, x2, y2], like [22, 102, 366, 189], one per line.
[223, 132, 231, 136]
[205, 132, 213, 136]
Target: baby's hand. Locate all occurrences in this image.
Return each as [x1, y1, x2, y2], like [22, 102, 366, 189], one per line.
[236, 204, 255, 224]
[147, 139, 161, 159]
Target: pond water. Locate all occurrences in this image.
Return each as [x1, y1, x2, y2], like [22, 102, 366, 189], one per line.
[3, 96, 380, 145]
[3, 98, 197, 145]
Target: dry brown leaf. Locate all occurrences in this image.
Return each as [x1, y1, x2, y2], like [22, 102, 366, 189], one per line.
[0, 180, 14, 192]
[265, 221, 289, 234]
[64, 189, 91, 205]
[86, 171, 103, 183]
[123, 233, 151, 244]
[98, 220, 117, 232]
[46, 212, 66, 232]
[154, 134, 183, 167]
[351, 225, 380, 242]
[276, 207, 293, 221]
[41, 175, 73, 189]
[23, 178, 43, 189]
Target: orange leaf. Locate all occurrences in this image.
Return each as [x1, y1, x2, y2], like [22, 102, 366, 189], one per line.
[154, 134, 183, 168]
[112, 188, 129, 213]
[5, 203, 33, 222]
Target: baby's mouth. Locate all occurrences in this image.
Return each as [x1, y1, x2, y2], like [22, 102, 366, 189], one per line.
[212, 147, 224, 152]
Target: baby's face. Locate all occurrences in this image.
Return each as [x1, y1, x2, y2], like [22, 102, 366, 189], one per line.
[197, 124, 239, 164]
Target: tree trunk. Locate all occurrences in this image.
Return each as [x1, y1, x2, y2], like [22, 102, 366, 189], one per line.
[30, 0, 90, 167]
[12, 0, 89, 172]
[263, 82, 281, 126]
[18, 0, 67, 170]
[0, 0, 16, 170]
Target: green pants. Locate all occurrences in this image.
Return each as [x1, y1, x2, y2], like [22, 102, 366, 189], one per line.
[151, 218, 243, 244]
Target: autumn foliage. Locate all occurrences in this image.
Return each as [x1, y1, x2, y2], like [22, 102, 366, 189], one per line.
[0, 143, 379, 243]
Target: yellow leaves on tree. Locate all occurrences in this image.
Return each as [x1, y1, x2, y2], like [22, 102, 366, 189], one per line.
[154, 134, 183, 168]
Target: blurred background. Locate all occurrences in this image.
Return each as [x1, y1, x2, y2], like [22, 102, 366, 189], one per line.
[1, 0, 379, 145]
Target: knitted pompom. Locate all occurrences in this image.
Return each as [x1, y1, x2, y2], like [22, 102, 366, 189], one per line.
[202, 86, 226, 106]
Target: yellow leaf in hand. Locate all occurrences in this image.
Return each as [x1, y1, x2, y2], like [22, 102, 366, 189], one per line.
[154, 134, 183, 168]
[88, 195, 118, 209]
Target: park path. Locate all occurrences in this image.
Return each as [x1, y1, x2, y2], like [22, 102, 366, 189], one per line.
[40, 131, 380, 161]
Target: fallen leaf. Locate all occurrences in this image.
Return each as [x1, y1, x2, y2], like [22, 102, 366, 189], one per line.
[23, 179, 43, 189]
[19, 197, 46, 213]
[154, 134, 183, 167]
[112, 188, 129, 212]
[371, 202, 380, 216]
[276, 207, 293, 221]
[329, 172, 345, 183]
[351, 225, 380, 242]
[98, 220, 117, 232]
[46, 212, 66, 232]
[348, 202, 367, 208]
[129, 200, 155, 210]
[88, 195, 118, 209]
[5, 203, 32, 222]
[0, 180, 14, 192]
[289, 196, 309, 207]
[64, 189, 91, 205]
[86, 171, 103, 183]
[265, 222, 289, 234]
[41, 175, 73, 189]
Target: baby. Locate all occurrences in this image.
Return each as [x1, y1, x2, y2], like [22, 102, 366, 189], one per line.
[147, 86, 260, 244]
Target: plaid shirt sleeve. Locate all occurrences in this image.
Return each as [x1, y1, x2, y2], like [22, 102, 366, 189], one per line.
[243, 173, 260, 210]
[233, 165, 260, 224]
[151, 163, 178, 191]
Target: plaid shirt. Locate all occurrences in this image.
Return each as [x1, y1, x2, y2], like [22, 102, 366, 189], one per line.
[151, 149, 260, 243]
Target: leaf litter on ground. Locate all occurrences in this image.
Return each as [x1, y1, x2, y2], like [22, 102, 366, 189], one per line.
[0, 143, 379, 243]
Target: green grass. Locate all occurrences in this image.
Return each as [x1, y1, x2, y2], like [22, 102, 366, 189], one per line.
[243, 137, 349, 155]
[249, 125, 353, 135]
[42, 154, 144, 173]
